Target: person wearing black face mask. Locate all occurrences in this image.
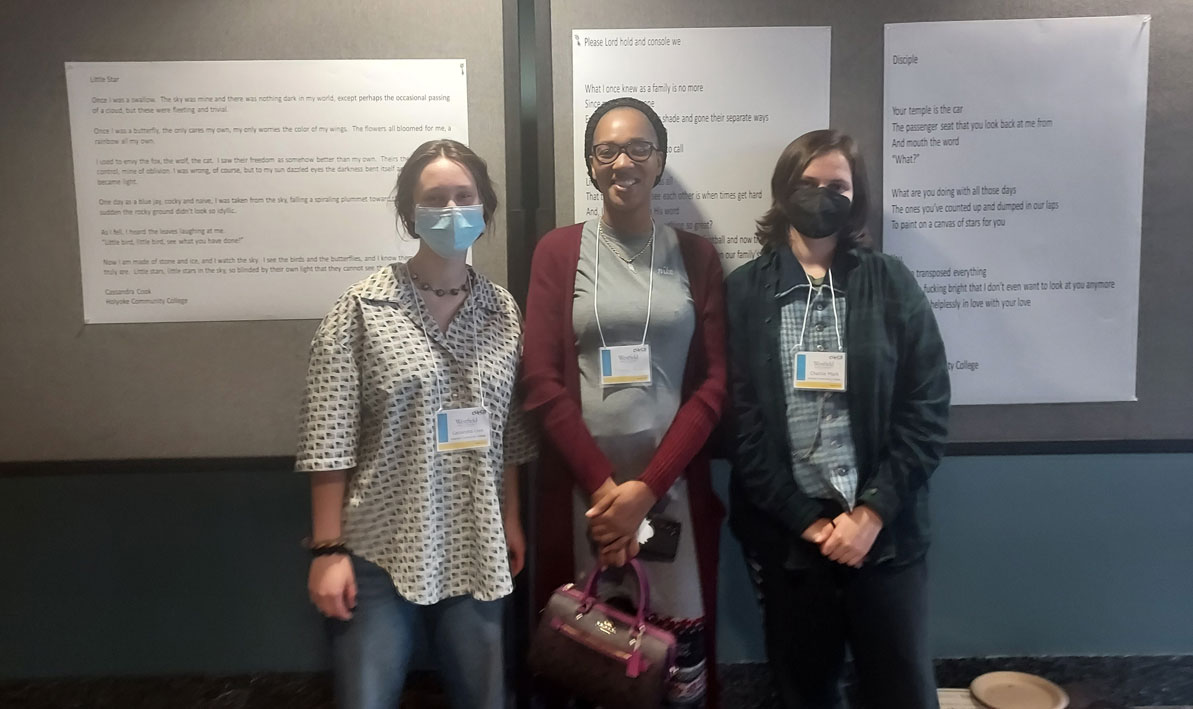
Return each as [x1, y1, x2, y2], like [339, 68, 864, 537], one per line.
[725, 130, 951, 709]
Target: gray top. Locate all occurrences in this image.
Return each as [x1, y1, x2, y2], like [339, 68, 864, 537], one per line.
[572, 219, 694, 469]
[570, 219, 704, 619]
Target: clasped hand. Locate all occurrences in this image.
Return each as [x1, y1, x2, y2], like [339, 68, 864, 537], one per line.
[801, 506, 883, 568]
[586, 479, 657, 568]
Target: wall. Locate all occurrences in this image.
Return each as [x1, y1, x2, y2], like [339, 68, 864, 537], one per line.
[0, 0, 510, 462]
[2, 453, 1190, 678]
[2, 0, 1191, 683]
[716, 453, 1193, 663]
[545, 0, 1193, 444]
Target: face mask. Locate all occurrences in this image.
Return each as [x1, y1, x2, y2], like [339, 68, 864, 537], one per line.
[413, 204, 485, 257]
[781, 185, 851, 239]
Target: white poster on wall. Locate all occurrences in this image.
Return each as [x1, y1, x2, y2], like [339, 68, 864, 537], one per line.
[883, 16, 1149, 405]
[572, 27, 831, 273]
[65, 60, 468, 323]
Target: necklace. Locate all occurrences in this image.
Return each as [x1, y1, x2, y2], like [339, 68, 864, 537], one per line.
[409, 269, 470, 297]
[598, 220, 654, 272]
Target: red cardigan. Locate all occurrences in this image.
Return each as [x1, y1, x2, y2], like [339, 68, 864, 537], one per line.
[521, 222, 728, 698]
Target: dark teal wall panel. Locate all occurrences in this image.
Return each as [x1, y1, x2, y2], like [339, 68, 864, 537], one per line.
[2, 454, 1190, 678]
[713, 454, 1193, 663]
[0, 471, 324, 678]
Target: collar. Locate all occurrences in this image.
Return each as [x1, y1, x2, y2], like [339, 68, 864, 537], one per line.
[773, 243, 857, 299]
[358, 262, 502, 314]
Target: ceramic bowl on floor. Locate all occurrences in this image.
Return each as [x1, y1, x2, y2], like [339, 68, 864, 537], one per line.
[971, 671, 1069, 709]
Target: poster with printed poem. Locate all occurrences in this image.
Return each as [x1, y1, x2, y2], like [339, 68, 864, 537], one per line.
[572, 27, 831, 273]
[883, 16, 1149, 405]
[65, 60, 468, 323]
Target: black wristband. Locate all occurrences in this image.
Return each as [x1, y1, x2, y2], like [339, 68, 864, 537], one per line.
[310, 544, 351, 558]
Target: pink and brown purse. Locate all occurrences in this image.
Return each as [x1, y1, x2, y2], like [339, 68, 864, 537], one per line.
[528, 560, 677, 708]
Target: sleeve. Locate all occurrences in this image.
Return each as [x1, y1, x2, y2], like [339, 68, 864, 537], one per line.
[726, 269, 824, 536]
[520, 231, 616, 494]
[294, 328, 361, 473]
[637, 243, 729, 499]
[855, 265, 951, 523]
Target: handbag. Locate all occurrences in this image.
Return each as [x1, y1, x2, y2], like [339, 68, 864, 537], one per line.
[528, 559, 677, 708]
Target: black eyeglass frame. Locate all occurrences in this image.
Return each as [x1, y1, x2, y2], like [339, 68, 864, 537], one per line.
[589, 140, 661, 165]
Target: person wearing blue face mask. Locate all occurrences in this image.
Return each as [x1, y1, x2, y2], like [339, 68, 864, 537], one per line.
[295, 139, 536, 709]
[413, 202, 487, 260]
[726, 129, 950, 709]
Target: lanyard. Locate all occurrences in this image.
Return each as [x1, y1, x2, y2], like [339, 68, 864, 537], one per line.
[405, 265, 485, 412]
[592, 218, 656, 348]
[793, 269, 843, 352]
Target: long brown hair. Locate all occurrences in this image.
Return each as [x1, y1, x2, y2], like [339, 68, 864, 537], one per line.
[755, 129, 870, 249]
[392, 139, 498, 237]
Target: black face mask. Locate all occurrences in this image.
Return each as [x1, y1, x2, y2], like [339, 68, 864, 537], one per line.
[780, 185, 851, 239]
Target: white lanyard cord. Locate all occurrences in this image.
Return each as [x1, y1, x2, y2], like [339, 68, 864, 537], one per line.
[406, 265, 484, 411]
[593, 218, 656, 348]
[794, 269, 843, 352]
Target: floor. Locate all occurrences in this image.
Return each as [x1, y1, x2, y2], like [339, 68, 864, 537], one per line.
[1, 670, 1191, 708]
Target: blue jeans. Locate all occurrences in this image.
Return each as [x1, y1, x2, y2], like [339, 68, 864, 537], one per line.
[329, 556, 506, 709]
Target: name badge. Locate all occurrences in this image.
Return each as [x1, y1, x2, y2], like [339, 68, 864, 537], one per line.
[793, 351, 847, 391]
[435, 407, 491, 452]
[599, 344, 652, 387]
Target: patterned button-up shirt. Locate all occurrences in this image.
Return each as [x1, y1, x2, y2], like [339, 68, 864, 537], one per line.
[776, 249, 859, 510]
[295, 263, 536, 604]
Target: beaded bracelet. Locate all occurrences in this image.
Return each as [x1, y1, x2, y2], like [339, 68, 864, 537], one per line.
[303, 535, 345, 548]
[303, 537, 350, 556]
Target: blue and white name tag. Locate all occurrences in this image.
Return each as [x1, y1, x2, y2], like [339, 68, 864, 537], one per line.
[599, 344, 652, 387]
[793, 351, 847, 391]
[435, 407, 491, 452]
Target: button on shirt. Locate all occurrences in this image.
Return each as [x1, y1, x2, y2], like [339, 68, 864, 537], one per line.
[775, 248, 859, 510]
[295, 263, 536, 604]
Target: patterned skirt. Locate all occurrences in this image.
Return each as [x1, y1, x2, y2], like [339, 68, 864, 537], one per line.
[648, 613, 707, 707]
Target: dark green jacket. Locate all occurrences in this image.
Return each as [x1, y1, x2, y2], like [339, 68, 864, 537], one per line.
[725, 246, 950, 567]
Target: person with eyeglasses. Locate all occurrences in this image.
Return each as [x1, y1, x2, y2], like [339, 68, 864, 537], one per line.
[522, 97, 728, 707]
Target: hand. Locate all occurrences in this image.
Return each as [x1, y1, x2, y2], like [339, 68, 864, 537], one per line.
[588, 478, 624, 552]
[801, 518, 835, 544]
[597, 536, 640, 568]
[586, 481, 657, 545]
[591, 478, 618, 507]
[504, 513, 526, 577]
[819, 506, 883, 568]
[598, 542, 626, 568]
[308, 554, 357, 620]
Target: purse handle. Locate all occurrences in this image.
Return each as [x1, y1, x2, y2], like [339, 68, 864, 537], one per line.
[577, 559, 660, 679]
[578, 558, 651, 629]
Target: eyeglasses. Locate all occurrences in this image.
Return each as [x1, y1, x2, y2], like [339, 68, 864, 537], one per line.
[590, 141, 659, 165]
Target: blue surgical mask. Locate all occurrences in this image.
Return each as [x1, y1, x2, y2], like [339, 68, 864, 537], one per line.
[414, 204, 486, 258]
